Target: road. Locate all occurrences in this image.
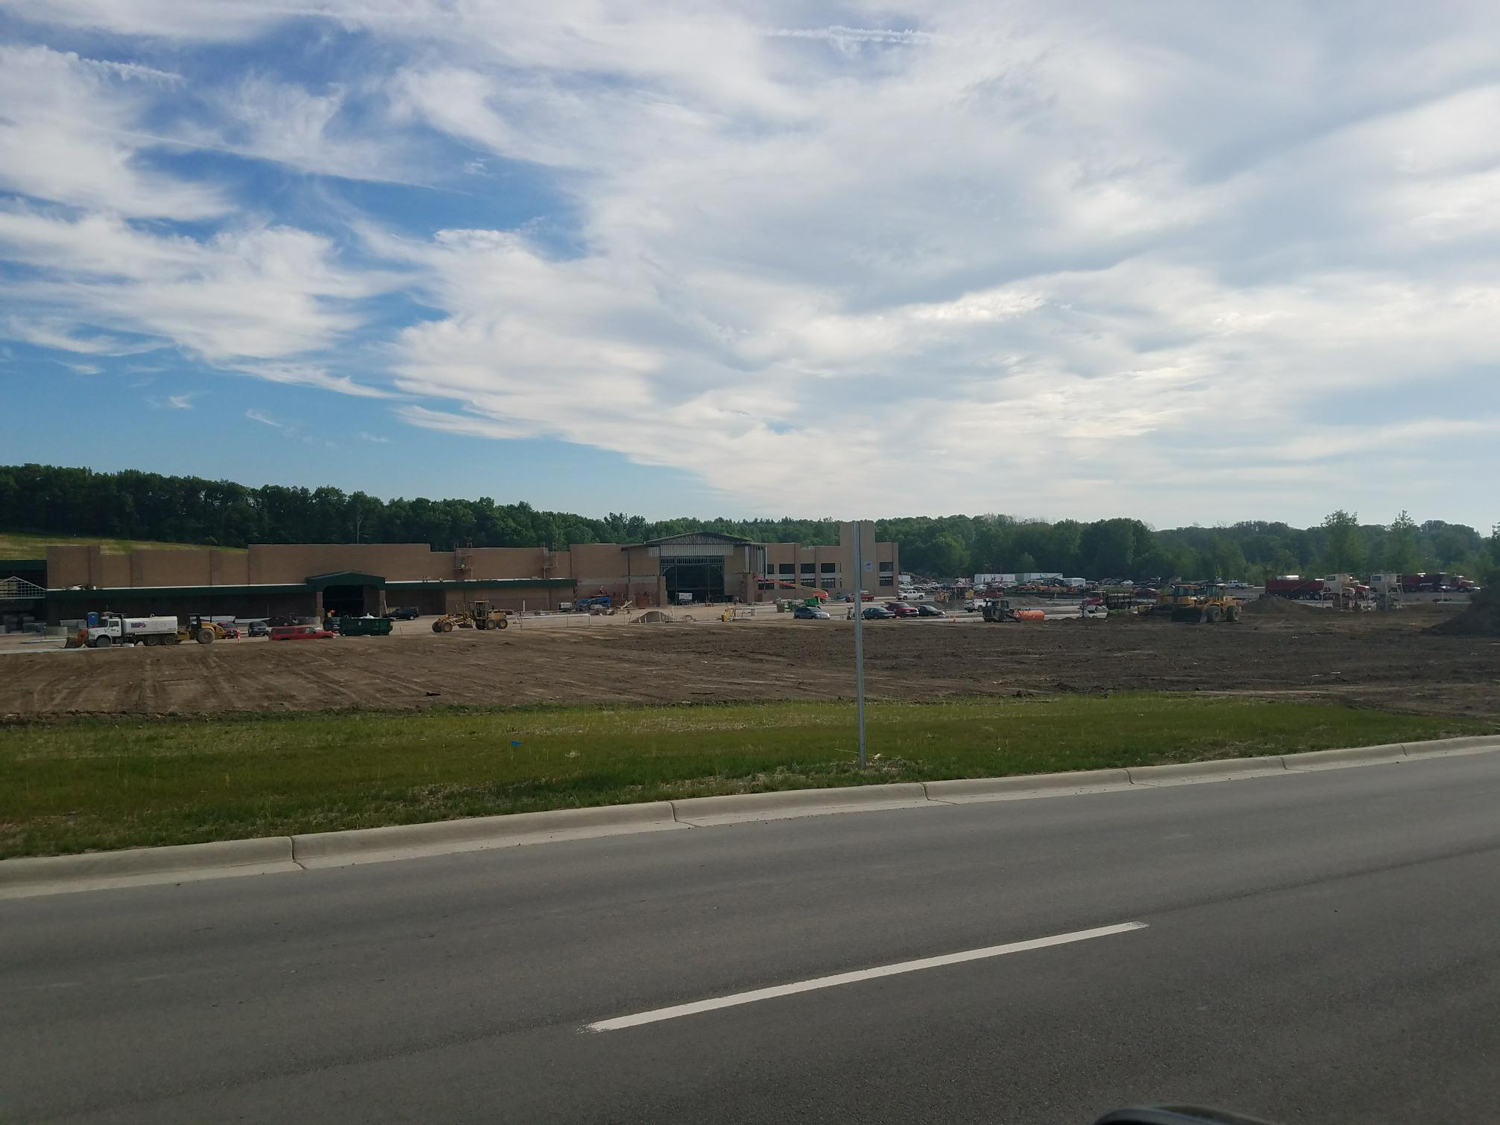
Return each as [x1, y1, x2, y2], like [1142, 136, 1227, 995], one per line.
[5, 752, 1500, 1124]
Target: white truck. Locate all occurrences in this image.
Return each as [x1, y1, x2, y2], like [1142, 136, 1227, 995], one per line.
[81, 614, 184, 648]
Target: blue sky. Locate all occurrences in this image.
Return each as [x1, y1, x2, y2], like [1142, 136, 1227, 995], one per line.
[0, 2, 1497, 526]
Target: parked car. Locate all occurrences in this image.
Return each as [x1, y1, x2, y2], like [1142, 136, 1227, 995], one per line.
[389, 606, 421, 620]
[842, 592, 875, 602]
[792, 605, 830, 619]
[266, 615, 300, 627]
[862, 606, 895, 620]
[217, 623, 240, 639]
[915, 604, 944, 617]
[247, 620, 270, 637]
[885, 602, 920, 617]
[270, 625, 335, 641]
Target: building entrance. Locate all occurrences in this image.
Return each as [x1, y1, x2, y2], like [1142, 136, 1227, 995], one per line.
[660, 556, 725, 603]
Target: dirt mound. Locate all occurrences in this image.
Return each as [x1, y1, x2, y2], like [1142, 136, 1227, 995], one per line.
[1427, 587, 1500, 636]
[1240, 595, 1320, 617]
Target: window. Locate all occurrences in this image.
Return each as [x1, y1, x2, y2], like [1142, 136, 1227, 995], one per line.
[821, 578, 837, 590]
[820, 562, 836, 573]
[778, 563, 795, 575]
[878, 561, 894, 573]
[758, 582, 776, 591]
[800, 562, 815, 574]
[878, 576, 894, 587]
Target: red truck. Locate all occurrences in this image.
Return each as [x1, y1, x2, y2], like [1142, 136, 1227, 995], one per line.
[1264, 575, 1326, 599]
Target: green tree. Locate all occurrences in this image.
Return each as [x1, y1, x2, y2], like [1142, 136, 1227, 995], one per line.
[1318, 510, 1364, 574]
[923, 533, 967, 579]
[1383, 510, 1420, 572]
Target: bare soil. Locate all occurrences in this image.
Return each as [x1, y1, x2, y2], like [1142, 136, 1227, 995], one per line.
[1429, 586, 1500, 637]
[3, 604, 1498, 721]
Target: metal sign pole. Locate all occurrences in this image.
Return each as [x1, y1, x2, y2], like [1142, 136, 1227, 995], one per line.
[852, 521, 867, 769]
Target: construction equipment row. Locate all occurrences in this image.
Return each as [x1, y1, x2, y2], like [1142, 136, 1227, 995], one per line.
[66, 612, 229, 648]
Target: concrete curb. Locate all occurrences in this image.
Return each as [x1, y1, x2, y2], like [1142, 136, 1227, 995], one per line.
[672, 783, 929, 826]
[5, 734, 1499, 897]
[923, 769, 1133, 803]
[293, 801, 686, 868]
[1402, 735, 1500, 758]
[1127, 756, 1288, 786]
[0, 837, 298, 899]
[1280, 742, 1408, 771]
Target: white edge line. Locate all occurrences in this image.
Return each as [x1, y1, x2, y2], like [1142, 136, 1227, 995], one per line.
[585, 920, 1147, 1032]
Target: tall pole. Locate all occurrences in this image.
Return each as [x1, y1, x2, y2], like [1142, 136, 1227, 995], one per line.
[852, 520, 867, 769]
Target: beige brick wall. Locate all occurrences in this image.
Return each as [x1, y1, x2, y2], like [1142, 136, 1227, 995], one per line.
[210, 550, 250, 585]
[131, 550, 212, 587]
[99, 553, 130, 587]
[46, 545, 93, 587]
[247, 544, 436, 584]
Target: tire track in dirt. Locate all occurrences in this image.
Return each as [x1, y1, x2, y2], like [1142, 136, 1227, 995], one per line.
[3, 607, 1496, 720]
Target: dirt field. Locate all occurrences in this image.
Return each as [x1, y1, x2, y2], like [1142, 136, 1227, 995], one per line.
[3, 600, 1497, 721]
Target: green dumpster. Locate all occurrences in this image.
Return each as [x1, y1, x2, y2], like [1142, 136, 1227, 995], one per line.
[337, 616, 394, 637]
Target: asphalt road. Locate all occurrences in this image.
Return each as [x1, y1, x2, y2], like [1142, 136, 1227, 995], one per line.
[5, 753, 1500, 1124]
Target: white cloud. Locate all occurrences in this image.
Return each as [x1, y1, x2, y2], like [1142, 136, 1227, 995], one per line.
[358, 431, 390, 443]
[0, 208, 390, 361]
[7, 2, 1500, 521]
[225, 361, 394, 398]
[0, 45, 226, 219]
[4, 317, 160, 356]
[244, 409, 285, 429]
[192, 74, 423, 183]
[3, 0, 299, 40]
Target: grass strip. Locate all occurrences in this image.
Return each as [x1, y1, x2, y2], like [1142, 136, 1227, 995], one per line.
[1, 694, 1490, 858]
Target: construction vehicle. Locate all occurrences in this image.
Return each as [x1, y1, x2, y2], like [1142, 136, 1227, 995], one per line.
[1264, 575, 1325, 600]
[981, 597, 1105, 622]
[575, 596, 634, 616]
[68, 612, 224, 648]
[179, 614, 228, 643]
[1153, 583, 1241, 623]
[69, 613, 182, 648]
[980, 598, 1047, 622]
[431, 599, 510, 632]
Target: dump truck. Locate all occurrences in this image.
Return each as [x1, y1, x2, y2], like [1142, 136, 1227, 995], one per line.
[1264, 575, 1325, 600]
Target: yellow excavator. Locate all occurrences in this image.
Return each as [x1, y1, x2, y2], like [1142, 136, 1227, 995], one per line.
[432, 599, 510, 632]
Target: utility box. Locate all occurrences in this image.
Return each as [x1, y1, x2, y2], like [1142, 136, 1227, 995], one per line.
[337, 616, 393, 637]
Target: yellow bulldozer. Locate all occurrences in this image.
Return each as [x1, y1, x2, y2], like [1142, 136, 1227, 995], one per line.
[431, 599, 509, 632]
[1153, 582, 1241, 623]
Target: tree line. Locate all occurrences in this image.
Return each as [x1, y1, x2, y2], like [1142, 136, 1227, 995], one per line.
[2, 464, 1496, 584]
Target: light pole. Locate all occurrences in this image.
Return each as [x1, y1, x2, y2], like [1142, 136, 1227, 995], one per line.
[852, 520, 867, 768]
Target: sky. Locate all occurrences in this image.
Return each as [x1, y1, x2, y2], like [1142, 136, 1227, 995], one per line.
[0, 1, 1497, 527]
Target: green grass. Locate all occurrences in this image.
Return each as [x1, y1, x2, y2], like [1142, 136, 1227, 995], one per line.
[1, 694, 1489, 858]
[0, 531, 246, 556]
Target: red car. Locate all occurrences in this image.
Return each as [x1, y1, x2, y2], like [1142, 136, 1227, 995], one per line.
[885, 602, 920, 617]
[269, 625, 335, 641]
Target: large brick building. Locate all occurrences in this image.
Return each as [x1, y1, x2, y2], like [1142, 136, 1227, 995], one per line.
[10, 523, 898, 625]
